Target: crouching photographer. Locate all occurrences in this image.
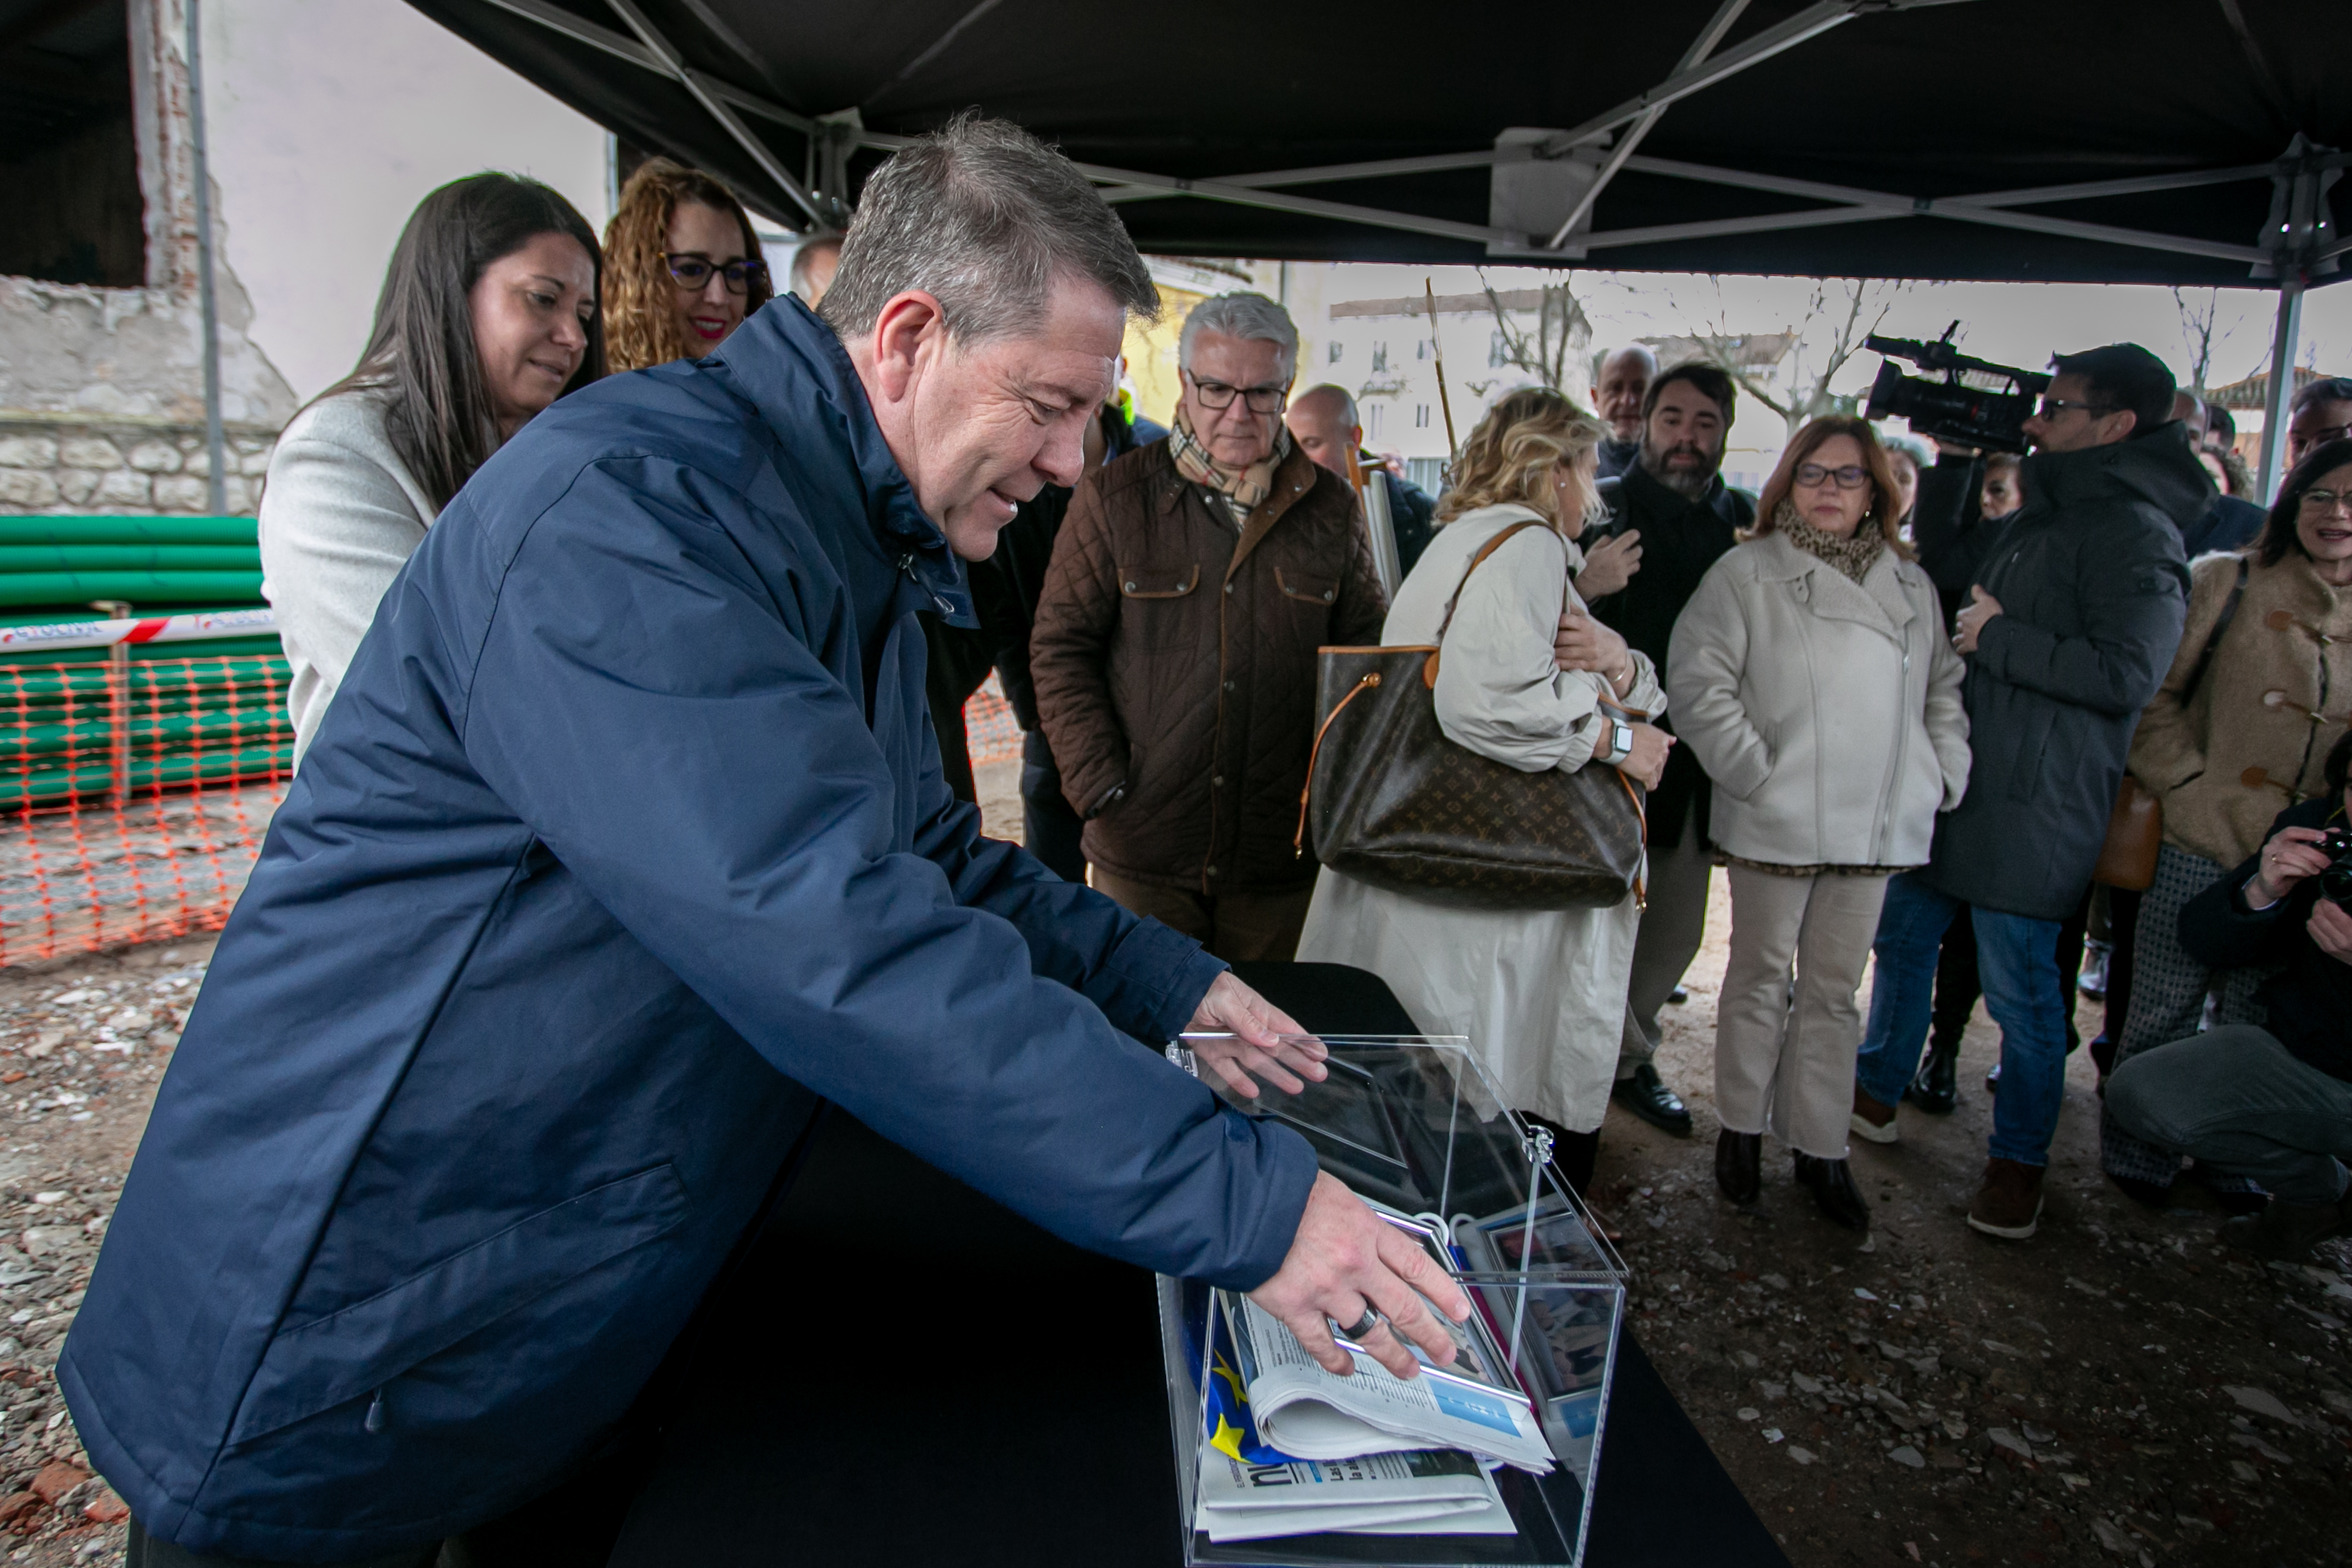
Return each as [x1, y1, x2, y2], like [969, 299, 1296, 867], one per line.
[2107, 728, 2352, 1261]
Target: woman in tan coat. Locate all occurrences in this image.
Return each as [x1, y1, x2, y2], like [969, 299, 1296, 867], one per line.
[2101, 436, 2352, 1201]
[1668, 418, 1970, 1229]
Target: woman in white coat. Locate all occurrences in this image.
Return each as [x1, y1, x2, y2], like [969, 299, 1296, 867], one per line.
[260, 174, 605, 760]
[1298, 390, 1672, 1194]
[1668, 417, 1970, 1229]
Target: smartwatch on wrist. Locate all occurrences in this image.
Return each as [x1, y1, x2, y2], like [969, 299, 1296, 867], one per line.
[1601, 718, 1635, 766]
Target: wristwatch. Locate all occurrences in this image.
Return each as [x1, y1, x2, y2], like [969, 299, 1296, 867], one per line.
[1601, 718, 1635, 766]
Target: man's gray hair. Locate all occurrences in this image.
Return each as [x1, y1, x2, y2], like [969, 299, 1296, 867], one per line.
[818, 113, 1157, 344]
[1180, 293, 1299, 379]
[1295, 383, 1359, 428]
[788, 234, 841, 297]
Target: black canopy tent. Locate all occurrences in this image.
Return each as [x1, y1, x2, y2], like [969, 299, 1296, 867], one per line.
[405, 0, 2348, 487]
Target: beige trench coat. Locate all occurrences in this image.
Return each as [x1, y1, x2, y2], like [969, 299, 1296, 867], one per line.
[2128, 550, 2352, 867]
[1296, 505, 1664, 1132]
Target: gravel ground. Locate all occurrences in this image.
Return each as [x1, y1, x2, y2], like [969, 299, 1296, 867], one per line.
[1593, 873, 2351, 1568]
[0, 933, 212, 1564]
[0, 840, 2343, 1565]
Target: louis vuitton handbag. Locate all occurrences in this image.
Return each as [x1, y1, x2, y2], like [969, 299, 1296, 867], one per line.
[1294, 520, 1649, 910]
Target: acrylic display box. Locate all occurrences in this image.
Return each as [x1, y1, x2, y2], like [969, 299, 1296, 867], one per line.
[1157, 1035, 1630, 1568]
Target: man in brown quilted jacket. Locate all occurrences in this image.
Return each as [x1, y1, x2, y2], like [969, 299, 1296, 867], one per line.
[1032, 292, 1386, 962]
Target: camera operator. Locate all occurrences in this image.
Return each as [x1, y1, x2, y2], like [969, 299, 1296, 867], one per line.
[2106, 728, 2352, 1261]
[1852, 343, 2199, 1241]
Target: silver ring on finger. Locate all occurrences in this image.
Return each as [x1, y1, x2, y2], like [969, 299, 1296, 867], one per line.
[1336, 1309, 1382, 1341]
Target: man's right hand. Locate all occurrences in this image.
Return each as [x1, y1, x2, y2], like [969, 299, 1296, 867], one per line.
[2248, 825, 2336, 908]
[1616, 722, 1673, 790]
[1575, 529, 1642, 600]
[1247, 1171, 1471, 1380]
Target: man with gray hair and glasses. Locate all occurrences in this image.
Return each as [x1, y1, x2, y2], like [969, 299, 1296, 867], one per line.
[1034, 293, 1386, 963]
[64, 118, 1463, 1564]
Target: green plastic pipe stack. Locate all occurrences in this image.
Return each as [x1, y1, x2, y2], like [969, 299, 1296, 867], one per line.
[0, 517, 290, 805]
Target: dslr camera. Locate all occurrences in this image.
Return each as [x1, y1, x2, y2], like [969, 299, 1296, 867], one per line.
[1863, 324, 2050, 455]
[2317, 825, 2352, 910]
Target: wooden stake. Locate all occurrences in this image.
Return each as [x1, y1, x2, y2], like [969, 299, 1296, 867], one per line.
[1425, 279, 1458, 457]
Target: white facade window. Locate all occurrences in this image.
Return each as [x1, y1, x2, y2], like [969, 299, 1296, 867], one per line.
[1371, 341, 1388, 372]
[1490, 332, 1509, 368]
[1416, 340, 1429, 361]
[1415, 405, 1430, 429]
[1328, 340, 1344, 364]
[1367, 403, 1385, 439]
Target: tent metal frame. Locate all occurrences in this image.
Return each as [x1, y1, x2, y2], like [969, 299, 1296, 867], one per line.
[478, 0, 2342, 492]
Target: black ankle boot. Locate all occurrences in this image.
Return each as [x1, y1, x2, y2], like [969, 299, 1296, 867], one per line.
[1793, 1153, 1872, 1231]
[1904, 1037, 1958, 1114]
[1715, 1130, 1761, 1205]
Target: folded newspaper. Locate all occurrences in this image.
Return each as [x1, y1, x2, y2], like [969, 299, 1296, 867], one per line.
[1222, 1290, 1556, 1474]
[1195, 1444, 1515, 1543]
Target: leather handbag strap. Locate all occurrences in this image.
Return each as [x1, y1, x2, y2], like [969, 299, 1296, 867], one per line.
[2181, 553, 2250, 701]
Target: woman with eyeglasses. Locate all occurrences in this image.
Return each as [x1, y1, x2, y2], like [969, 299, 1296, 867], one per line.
[1667, 417, 1970, 1229]
[2099, 435, 2352, 1204]
[259, 173, 604, 760]
[602, 157, 773, 372]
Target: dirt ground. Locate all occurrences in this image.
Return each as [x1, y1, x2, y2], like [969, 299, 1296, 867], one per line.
[0, 805, 2344, 1565]
[1596, 873, 2351, 1568]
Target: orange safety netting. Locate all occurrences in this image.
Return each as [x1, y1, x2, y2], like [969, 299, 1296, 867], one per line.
[0, 659, 1022, 968]
[0, 655, 292, 966]
[964, 675, 1023, 769]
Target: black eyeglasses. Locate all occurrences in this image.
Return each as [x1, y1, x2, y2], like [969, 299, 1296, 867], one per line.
[2036, 395, 2116, 420]
[1794, 462, 1871, 490]
[665, 253, 769, 294]
[2298, 487, 2352, 517]
[1185, 372, 1288, 414]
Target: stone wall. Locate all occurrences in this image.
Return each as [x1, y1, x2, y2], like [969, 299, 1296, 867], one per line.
[1, 0, 295, 519]
[0, 417, 272, 516]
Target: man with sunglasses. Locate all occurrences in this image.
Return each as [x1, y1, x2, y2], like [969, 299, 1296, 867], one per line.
[1852, 342, 2200, 1241]
[1034, 292, 1385, 962]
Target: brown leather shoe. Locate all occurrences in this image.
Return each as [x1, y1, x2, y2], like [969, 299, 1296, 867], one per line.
[1849, 1084, 1899, 1145]
[1967, 1158, 2045, 1240]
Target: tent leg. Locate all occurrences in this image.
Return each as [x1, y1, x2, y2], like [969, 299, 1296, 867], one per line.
[2256, 278, 2305, 502]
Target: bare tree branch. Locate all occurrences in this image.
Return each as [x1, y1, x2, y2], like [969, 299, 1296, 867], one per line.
[1476, 268, 1589, 396]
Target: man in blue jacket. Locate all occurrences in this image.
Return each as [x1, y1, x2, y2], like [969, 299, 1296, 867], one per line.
[64, 116, 1465, 1564]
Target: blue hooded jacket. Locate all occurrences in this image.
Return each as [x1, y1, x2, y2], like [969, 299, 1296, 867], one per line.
[59, 301, 1318, 1559]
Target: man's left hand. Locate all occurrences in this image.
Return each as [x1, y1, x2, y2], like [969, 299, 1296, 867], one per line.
[1185, 972, 1328, 1098]
[2308, 897, 2352, 966]
[1953, 585, 2004, 654]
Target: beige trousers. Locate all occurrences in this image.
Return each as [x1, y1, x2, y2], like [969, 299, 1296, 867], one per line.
[1091, 869, 1315, 965]
[1715, 865, 1891, 1159]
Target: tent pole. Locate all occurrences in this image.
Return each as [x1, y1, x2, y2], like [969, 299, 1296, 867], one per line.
[2255, 277, 2304, 502]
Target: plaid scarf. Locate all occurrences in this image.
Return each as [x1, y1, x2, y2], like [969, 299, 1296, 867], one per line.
[1774, 499, 1884, 586]
[1170, 405, 1291, 524]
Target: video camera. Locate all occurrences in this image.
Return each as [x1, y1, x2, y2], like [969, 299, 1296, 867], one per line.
[1863, 324, 2050, 455]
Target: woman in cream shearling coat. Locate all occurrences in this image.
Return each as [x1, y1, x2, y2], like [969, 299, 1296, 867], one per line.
[1668, 417, 1969, 1229]
[1298, 392, 1670, 1195]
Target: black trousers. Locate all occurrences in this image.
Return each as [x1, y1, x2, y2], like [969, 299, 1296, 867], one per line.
[1018, 728, 1087, 884]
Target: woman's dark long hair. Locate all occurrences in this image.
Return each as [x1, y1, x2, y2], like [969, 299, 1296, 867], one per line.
[319, 174, 606, 510]
[2256, 435, 2352, 568]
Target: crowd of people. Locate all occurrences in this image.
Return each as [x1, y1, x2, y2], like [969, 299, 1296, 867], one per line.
[245, 150, 2352, 1267]
[52, 112, 2345, 1563]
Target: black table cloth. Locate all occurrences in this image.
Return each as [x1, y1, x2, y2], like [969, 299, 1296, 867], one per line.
[608, 963, 1787, 1567]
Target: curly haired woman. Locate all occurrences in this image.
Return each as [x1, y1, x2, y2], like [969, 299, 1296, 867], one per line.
[603, 157, 773, 371]
[1296, 390, 1670, 1194]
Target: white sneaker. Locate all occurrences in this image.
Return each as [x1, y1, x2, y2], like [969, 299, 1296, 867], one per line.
[1849, 1108, 1899, 1146]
